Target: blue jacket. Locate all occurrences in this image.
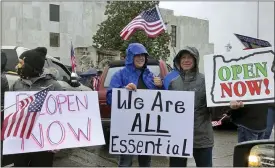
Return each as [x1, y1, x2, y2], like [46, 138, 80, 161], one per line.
[106, 43, 158, 105]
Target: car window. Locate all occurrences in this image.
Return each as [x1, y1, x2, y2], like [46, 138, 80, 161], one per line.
[1, 49, 51, 73]
[48, 61, 70, 82]
[103, 65, 160, 88]
[1, 49, 18, 72]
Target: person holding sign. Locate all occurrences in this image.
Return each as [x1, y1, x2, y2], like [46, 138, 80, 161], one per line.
[228, 101, 268, 143]
[10, 47, 63, 167]
[106, 43, 162, 167]
[163, 46, 214, 167]
[264, 60, 275, 139]
[1, 51, 10, 166]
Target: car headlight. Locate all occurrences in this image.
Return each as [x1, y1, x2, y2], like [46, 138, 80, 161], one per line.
[248, 155, 261, 167]
[249, 144, 275, 167]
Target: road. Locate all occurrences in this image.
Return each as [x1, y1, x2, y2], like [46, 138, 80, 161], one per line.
[53, 127, 238, 167]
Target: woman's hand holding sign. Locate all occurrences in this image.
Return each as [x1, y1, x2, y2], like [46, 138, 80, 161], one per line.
[230, 100, 244, 109]
[125, 83, 137, 91]
[153, 76, 162, 88]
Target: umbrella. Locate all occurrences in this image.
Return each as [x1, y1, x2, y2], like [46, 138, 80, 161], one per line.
[80, 68, 97, 77]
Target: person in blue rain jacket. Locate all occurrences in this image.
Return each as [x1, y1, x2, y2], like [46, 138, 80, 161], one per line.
[106, 43, 162, 167]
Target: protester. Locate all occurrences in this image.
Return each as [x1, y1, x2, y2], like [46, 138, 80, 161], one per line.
[10, 47, 63, 167]
[1, 51, 9, 166]
[106, 43, 162, 167]
[228, 101, 268, 142]
[82, 76, 94, 89]
[120, 52, 126, 60]
[264, 59, 275, 139]
[163, 46, 214, 167]
[1, 52, 9, 108]
[264, 107, 275, 139]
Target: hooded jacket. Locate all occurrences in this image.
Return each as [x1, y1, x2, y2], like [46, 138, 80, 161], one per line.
[106, 43, 158, 105]
[10, 73, 63, 92]
[163, 46, 214, 149]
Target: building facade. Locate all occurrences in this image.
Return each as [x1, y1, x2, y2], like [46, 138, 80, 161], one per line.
[1, 2, 214, 73]
[1, 1, 107, 68]
[160, 8, 214, 72]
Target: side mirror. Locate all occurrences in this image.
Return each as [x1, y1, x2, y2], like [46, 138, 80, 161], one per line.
[70, 72, 81, 87]
[233, 140, 274, 167]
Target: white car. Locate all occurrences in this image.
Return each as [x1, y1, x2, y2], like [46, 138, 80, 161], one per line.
[1, 46, 91, 91]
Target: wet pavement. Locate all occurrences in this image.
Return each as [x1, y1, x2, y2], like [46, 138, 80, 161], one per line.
[53, 128, 238, 167]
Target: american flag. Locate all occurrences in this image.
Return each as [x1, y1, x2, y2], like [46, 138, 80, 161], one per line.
[71, 42, 77, 73]
[93, 76, 99, 91]
[1, 87, 50, 140]
[212, 120, 222, 127]
[120, 5, 166, 40]
[212, 114, 227, 127]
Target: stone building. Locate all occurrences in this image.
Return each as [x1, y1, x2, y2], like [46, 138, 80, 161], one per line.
[160, 8, 214, 72]
[1, 1, 214, 73]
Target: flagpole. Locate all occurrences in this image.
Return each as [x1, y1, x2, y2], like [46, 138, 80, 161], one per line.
[155, 5, 167, 31]
[155, 5, 177, 57]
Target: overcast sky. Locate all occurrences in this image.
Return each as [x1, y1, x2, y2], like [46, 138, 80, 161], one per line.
[159, 1, 274, 54]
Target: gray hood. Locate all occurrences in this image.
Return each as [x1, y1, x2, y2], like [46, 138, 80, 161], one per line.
[10, 71, 63, 91]
[173, 46, 200, 72]
[20, 72, 57, 86]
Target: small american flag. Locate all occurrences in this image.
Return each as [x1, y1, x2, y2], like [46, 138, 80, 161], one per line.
[71, 42, 77, 73]
[212, 114, 227, 127]
[212, 120, 222, 127]
[1, 87, 50, 140]
[120, 5, 166, 40]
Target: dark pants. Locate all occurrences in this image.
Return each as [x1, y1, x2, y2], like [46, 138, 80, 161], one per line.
[169, 147, 213, 167]
[264, 107, 275, 139]
[13, 151, 54, 167]
[118, 155, 151, 167]
[237, 126, 265, 143]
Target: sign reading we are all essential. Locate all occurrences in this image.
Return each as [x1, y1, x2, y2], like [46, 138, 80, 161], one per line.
[3, 91, 105, 155]
[110, 89, 194, 158]
[204, 47, 275, 107]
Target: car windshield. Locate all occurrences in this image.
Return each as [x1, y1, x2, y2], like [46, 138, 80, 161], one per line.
[1, 49, 19, 72]
[104, 65, 160, 88]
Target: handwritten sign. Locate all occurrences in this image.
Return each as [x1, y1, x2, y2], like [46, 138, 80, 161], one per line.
[204, 47, 275, 107]
[109, 89, 194, 158]
[3, 91, 105, 155]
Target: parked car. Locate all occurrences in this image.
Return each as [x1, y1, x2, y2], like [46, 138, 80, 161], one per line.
[97, 59, 172, 140]
[1, 46, 91, 91]
[233, 140, 274, 167]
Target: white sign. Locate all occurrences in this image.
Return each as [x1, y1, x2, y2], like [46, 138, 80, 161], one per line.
[109, 89, 194, 158]
[204, 47, 275, 107]
[3, 91, 105, 155]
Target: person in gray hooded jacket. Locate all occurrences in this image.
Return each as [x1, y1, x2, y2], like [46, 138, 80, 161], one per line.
[10, 47, 63, 167]
[164, 46, 213, 167]
[1, 51, 10, 167]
